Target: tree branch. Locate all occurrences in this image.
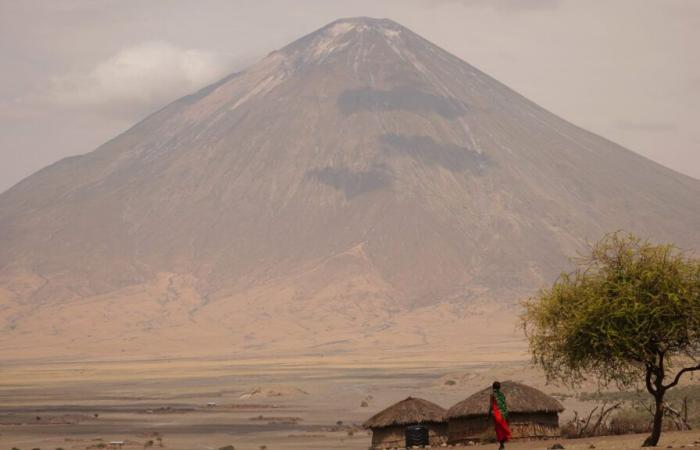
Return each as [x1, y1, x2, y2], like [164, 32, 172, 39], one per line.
[663, 363, 700, 390]
[578, 406, 598, 438]
[645, 364, 656, 396]
[592, 402, 622, 435]
[664, 403, 691, 431]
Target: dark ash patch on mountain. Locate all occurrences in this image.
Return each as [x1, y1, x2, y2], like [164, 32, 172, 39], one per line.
[379, 133, 490, 173]
[306, 166, 391, 198]
[337, 87, 467, 119]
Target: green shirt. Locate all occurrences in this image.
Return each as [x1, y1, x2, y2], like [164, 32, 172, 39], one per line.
[493, 390, 508, 419]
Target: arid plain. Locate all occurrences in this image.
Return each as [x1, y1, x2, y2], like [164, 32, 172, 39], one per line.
[2, 353, 700, 450]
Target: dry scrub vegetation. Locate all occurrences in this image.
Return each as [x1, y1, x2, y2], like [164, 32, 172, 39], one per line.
[562, 385, 700, 439]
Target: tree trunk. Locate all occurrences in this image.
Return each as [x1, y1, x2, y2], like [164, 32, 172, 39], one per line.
[643, 395, 664, 447]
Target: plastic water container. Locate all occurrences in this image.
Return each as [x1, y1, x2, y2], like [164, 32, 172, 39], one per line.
[405, 424, 429, 447]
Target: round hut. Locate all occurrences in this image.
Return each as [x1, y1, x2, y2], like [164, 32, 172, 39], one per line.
[363, 396, 448, 449]
[446, 381, 564, 444]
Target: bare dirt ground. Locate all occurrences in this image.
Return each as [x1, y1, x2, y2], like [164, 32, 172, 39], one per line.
[1, 356, 697, 450]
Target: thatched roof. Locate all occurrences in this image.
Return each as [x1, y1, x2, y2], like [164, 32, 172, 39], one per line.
[363, 396, 446, 429]
[446, 381, 564, 419]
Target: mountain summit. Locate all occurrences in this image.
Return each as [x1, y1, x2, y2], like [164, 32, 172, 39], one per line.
[1, 18, 699, 359]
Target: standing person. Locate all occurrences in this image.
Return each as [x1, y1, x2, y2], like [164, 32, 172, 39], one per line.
[488, 381, 512, 450]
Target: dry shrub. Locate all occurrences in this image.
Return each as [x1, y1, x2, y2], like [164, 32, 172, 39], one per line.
[563, 407, 680, 438]
[560, 420, 579, 439]
[608, 408, 651, 435]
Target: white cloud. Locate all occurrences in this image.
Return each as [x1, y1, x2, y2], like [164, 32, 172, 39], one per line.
[47, 41, 236, 117]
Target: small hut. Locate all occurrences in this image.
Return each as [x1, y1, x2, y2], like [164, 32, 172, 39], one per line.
[363, 396, 448, 449]
[446, 381, 564, 444]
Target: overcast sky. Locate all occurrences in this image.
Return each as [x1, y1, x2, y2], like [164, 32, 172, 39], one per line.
[1, 0, 698, 193]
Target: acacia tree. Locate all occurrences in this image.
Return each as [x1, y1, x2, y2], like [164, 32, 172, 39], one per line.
[522, 233, 700, 446]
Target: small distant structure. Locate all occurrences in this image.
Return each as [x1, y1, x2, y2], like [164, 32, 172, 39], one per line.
[108, 441, 126, 448]
[206, 402, 217, 408]
[363, 396, 448, 449]
[446, 381, 564, 444]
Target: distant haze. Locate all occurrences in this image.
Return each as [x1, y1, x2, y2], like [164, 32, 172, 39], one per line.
[0, 0, 699, 194]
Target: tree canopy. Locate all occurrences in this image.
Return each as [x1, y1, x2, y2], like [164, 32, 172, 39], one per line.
[522, 232, 700, 446]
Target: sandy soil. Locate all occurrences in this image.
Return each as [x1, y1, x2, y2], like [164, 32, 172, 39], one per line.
[0, 356, 696, 450]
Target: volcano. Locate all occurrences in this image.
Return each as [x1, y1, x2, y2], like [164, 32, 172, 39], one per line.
[1, 18, 699, 359]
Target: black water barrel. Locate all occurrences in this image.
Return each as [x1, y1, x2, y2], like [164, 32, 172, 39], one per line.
[405, 424, 429, 447]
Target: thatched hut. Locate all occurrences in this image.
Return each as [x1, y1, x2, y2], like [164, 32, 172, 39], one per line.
[446, 381, 564, 444]
[363, 396, 448, 449]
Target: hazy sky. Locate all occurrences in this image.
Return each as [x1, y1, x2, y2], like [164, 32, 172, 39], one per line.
[1, 0, 698, 193]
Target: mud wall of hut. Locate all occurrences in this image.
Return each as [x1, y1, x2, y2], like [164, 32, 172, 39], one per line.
[371, 423, 448, 449]
[448, 412, 560, 444]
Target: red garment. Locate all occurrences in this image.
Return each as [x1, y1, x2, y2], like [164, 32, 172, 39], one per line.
[491, 395, 512, 442]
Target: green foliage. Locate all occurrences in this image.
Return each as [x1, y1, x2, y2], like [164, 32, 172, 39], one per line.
[522, 232, 700, 389]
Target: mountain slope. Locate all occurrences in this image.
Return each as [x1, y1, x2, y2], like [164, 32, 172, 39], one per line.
[1, 18, 699, 359]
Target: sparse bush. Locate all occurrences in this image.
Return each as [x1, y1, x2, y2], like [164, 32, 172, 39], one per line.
[608, 408, 651, 435]
[577, 386, 700, 429]
[259, 446, 267, 450]
[560, 420, 578, 439]
[444, 379, 456, 386]
[561, 403, 686, 439]
[550, 392, 572, 400]
[218, 446, 234, 450]
[336, 420, 343, 426]
[360, 401, 368, 407]
[562, 402, 622, 438]
[347, 430, 355, 437]
[144, 441, 154, 448]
